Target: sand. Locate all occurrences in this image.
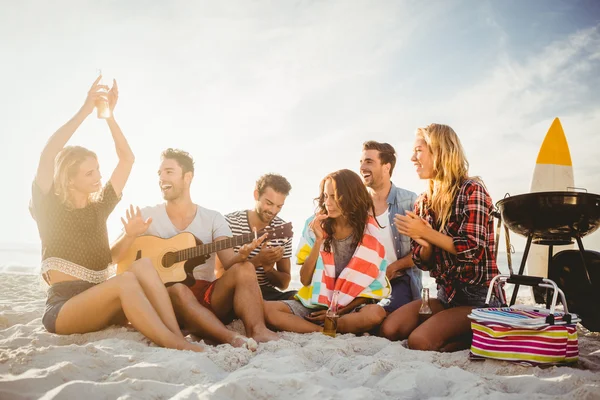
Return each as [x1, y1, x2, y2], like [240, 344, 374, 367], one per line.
[0, 273, 599, 400]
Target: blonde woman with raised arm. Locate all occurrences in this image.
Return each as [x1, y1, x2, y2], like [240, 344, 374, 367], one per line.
[31, 76, 202, 352]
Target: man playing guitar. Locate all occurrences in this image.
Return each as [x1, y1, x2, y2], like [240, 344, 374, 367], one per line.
[111, 148, 280, 349]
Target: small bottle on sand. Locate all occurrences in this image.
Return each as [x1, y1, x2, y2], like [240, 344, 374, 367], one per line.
[418, 288, 433, 323]
[323, 290, 340, 337]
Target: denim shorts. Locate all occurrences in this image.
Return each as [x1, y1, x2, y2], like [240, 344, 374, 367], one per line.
[437, 284, 502, 309]
[42, 281, 96, 333]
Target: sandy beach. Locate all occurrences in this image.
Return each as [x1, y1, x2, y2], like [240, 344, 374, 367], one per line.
[0, 272, 599, 400]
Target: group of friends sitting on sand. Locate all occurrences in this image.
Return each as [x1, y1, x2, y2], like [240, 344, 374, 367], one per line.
[31, 76, 503, 353]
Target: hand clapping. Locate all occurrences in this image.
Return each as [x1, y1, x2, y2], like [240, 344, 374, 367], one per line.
[394, 211, 431, 247]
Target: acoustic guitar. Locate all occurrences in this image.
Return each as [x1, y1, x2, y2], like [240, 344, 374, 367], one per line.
[116, 222, 293, 286]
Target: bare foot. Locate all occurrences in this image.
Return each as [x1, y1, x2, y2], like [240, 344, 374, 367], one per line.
[181, 340, 204, 352]
[250, 328, 280, 343]
[230, 335, 258, 351]
[244, 338, 258, 351]
[232, 336, 259, 351]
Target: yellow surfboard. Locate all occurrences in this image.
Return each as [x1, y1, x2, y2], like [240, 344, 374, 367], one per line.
[527, 118, 574, 284]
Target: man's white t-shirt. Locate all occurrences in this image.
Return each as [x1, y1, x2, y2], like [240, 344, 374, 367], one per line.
[140, 203, 232, 282]
[376, 208, 399, 268]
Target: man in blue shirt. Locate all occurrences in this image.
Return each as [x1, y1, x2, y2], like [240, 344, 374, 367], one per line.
[360, 141, 423, 312]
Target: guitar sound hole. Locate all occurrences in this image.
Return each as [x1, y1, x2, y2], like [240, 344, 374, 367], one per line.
[162, 252, 177, 268]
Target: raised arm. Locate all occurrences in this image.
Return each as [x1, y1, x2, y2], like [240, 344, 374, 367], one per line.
[110, 205, 152, 263]
[35, 76, 108, 194]
[105, 80, 135, 197]
[299, 214, 327, 287]
[299, 240, 322, 287]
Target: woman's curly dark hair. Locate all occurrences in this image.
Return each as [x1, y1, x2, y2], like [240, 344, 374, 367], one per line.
[315, 169, 379, 253]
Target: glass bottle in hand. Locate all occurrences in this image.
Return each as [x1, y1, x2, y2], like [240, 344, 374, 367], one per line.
[418, 288, 433, 323]
[323, 290, 340, 337]
[96, 70, 111, 119]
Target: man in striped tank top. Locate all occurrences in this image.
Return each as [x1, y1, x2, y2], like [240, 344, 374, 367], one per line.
[218, 174, 297, 301]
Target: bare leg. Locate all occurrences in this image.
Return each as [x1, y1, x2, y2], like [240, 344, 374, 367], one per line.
[407, 306, 474, 352]
[168, 283, 251, 348]
[438, 332, 473, 352]
[379, 298, 445, 341]
[129, 259, 184, 339]
[338, 304, 386, 334]
[54, 272, 203, 352]
[263, 301, 322, 333]
[211, 262, 279, 342]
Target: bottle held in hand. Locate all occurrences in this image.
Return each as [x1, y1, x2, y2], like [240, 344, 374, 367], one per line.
[96, 72, 111, 119]
[323, 290, 340, 338]
[418, 288, 433, 323]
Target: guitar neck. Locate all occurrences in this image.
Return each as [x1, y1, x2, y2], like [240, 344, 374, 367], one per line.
[176, 232, 256, 262]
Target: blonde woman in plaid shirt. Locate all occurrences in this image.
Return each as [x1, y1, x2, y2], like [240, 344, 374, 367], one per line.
[380, 123, 501, 352]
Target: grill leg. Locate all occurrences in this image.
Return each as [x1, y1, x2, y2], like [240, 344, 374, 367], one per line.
[510, 235, 533, 306]
[575, 236, 592, 285]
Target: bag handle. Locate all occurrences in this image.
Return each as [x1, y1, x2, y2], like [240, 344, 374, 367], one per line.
[484, 274, 573, 324]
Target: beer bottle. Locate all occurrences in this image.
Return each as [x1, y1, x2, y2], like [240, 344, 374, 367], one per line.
[96, 70, 111, 119]
[418, 288, 433, 323]
[323, 290, 340, 337]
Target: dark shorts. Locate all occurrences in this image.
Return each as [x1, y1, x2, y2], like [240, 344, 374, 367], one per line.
[42, 280, 96, 333]
[437, 284, 502, 309]
[260, 285, 298, 301]
[383, 274, 413, 313]
[188, 279, 218, 311]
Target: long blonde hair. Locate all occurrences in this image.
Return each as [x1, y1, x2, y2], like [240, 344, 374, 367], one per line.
[417, 123, 475, 231]
[53, 146, 98, 207]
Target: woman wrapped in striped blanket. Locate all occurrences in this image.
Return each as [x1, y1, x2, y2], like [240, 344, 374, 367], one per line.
[263, 169, 391, 334]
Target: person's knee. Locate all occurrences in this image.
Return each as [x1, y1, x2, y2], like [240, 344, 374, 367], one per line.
[128, 257, 154, 275]
[167, 283, 192, 303]
[230, 261, 256, 281]
[407, 332, 439, 351]
[117, 271, 142, 293]
[379, 318, 399, 341]
[373, 305, 387, 325]
[362, 305, 387, 327]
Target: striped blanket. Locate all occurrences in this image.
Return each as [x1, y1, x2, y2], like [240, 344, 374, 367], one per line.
[294, 215, 391, 309]
[469, 307, 579, 365]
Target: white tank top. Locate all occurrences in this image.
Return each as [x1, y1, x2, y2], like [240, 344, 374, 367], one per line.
[376, 208, 398, 267]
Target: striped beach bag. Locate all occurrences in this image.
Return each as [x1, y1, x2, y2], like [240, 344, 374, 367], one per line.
[468, 274, 580, 366]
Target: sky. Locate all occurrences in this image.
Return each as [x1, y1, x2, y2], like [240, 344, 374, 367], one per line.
[1, 0, 600, 264]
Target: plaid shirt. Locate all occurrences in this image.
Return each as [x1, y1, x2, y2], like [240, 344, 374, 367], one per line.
[412, 179, 499, 304]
